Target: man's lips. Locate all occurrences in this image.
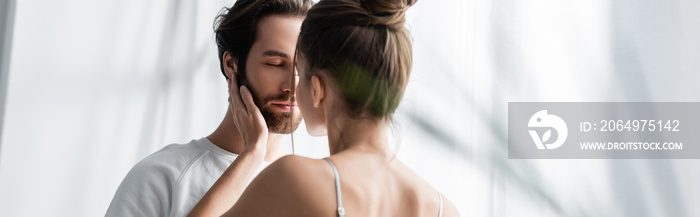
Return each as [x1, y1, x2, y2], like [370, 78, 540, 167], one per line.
[270, 101, 298, 111]
[270, 101, 298, 106]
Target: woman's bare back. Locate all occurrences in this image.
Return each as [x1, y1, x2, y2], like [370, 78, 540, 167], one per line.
[314, 151, 460, 217]
[225, 151, 460, 217]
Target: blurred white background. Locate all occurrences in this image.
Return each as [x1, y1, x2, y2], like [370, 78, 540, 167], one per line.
[1, 0, 700, 216]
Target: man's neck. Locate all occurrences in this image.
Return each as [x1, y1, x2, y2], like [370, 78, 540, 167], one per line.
[206, 108, 287, 162]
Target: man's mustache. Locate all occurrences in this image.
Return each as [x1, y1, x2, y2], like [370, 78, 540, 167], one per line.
[257, 92, 293, 108]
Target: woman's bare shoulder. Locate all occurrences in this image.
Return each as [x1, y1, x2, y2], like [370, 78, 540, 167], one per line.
[265, 155, 326, 176]
[392, 159, 461, 217]
[254, 154, 336, 195]
[442, 196, 461, 217]
[260, 155, 334, 187]
[225, 155, 337, 216]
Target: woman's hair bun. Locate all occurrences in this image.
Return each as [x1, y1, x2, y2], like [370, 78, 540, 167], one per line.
[361, 0, 416, 30]
[298, 0, 416, 118]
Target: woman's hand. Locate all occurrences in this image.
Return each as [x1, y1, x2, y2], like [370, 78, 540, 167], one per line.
[228, 74, 268, 157]
[187, 77, 270, 217]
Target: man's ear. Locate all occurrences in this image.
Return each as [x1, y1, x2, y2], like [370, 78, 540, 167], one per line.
[311, 75, 325, 108]
[223, 51, 238, 80]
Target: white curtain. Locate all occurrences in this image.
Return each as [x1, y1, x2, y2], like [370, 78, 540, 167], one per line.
[1, 0, 700, 216]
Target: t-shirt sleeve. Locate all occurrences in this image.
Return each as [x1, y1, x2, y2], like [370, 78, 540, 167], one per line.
[105, 159, 174, 217]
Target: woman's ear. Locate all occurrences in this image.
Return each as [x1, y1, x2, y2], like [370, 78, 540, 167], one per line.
[311, 75, 324, 108]
[223, 51, 238, 81]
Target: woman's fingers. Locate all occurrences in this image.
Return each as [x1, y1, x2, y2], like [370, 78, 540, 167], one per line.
[228, 75, 247, 116]
[239, 86, 259, 117]
[240, 86, 267, 132]
[239, 85, 268, 147]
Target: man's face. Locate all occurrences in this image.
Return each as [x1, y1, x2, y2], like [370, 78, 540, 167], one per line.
[239, 15, 303, 134]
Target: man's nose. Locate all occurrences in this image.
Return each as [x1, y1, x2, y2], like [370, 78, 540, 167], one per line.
[282, 80, 292, 94]
[282, 69, 298, 93]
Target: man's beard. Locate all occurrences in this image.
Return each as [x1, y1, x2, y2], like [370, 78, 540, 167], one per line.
[239, 77, 302, 134]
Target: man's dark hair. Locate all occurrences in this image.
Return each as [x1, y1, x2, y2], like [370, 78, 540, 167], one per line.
[214, 0, 312, 81]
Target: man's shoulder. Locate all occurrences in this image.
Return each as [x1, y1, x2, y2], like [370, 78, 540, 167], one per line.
[146, 139, 208, 161]
[133, 139, 209, 173]
[105, 139, 211, 216]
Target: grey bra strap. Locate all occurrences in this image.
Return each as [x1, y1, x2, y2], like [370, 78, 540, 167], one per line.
[323, 158, 346, 217]
[438, 191, 443, 217]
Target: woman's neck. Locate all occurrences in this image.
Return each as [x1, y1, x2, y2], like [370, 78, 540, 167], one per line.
[325, 114, 394, 160]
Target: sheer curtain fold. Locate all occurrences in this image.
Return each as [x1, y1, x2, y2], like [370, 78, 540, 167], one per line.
[0, 0, 16, 163]
[0, 0, 231, 215]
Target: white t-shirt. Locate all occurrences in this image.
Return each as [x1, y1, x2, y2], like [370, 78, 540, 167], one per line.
[105, 137, 271, 217]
